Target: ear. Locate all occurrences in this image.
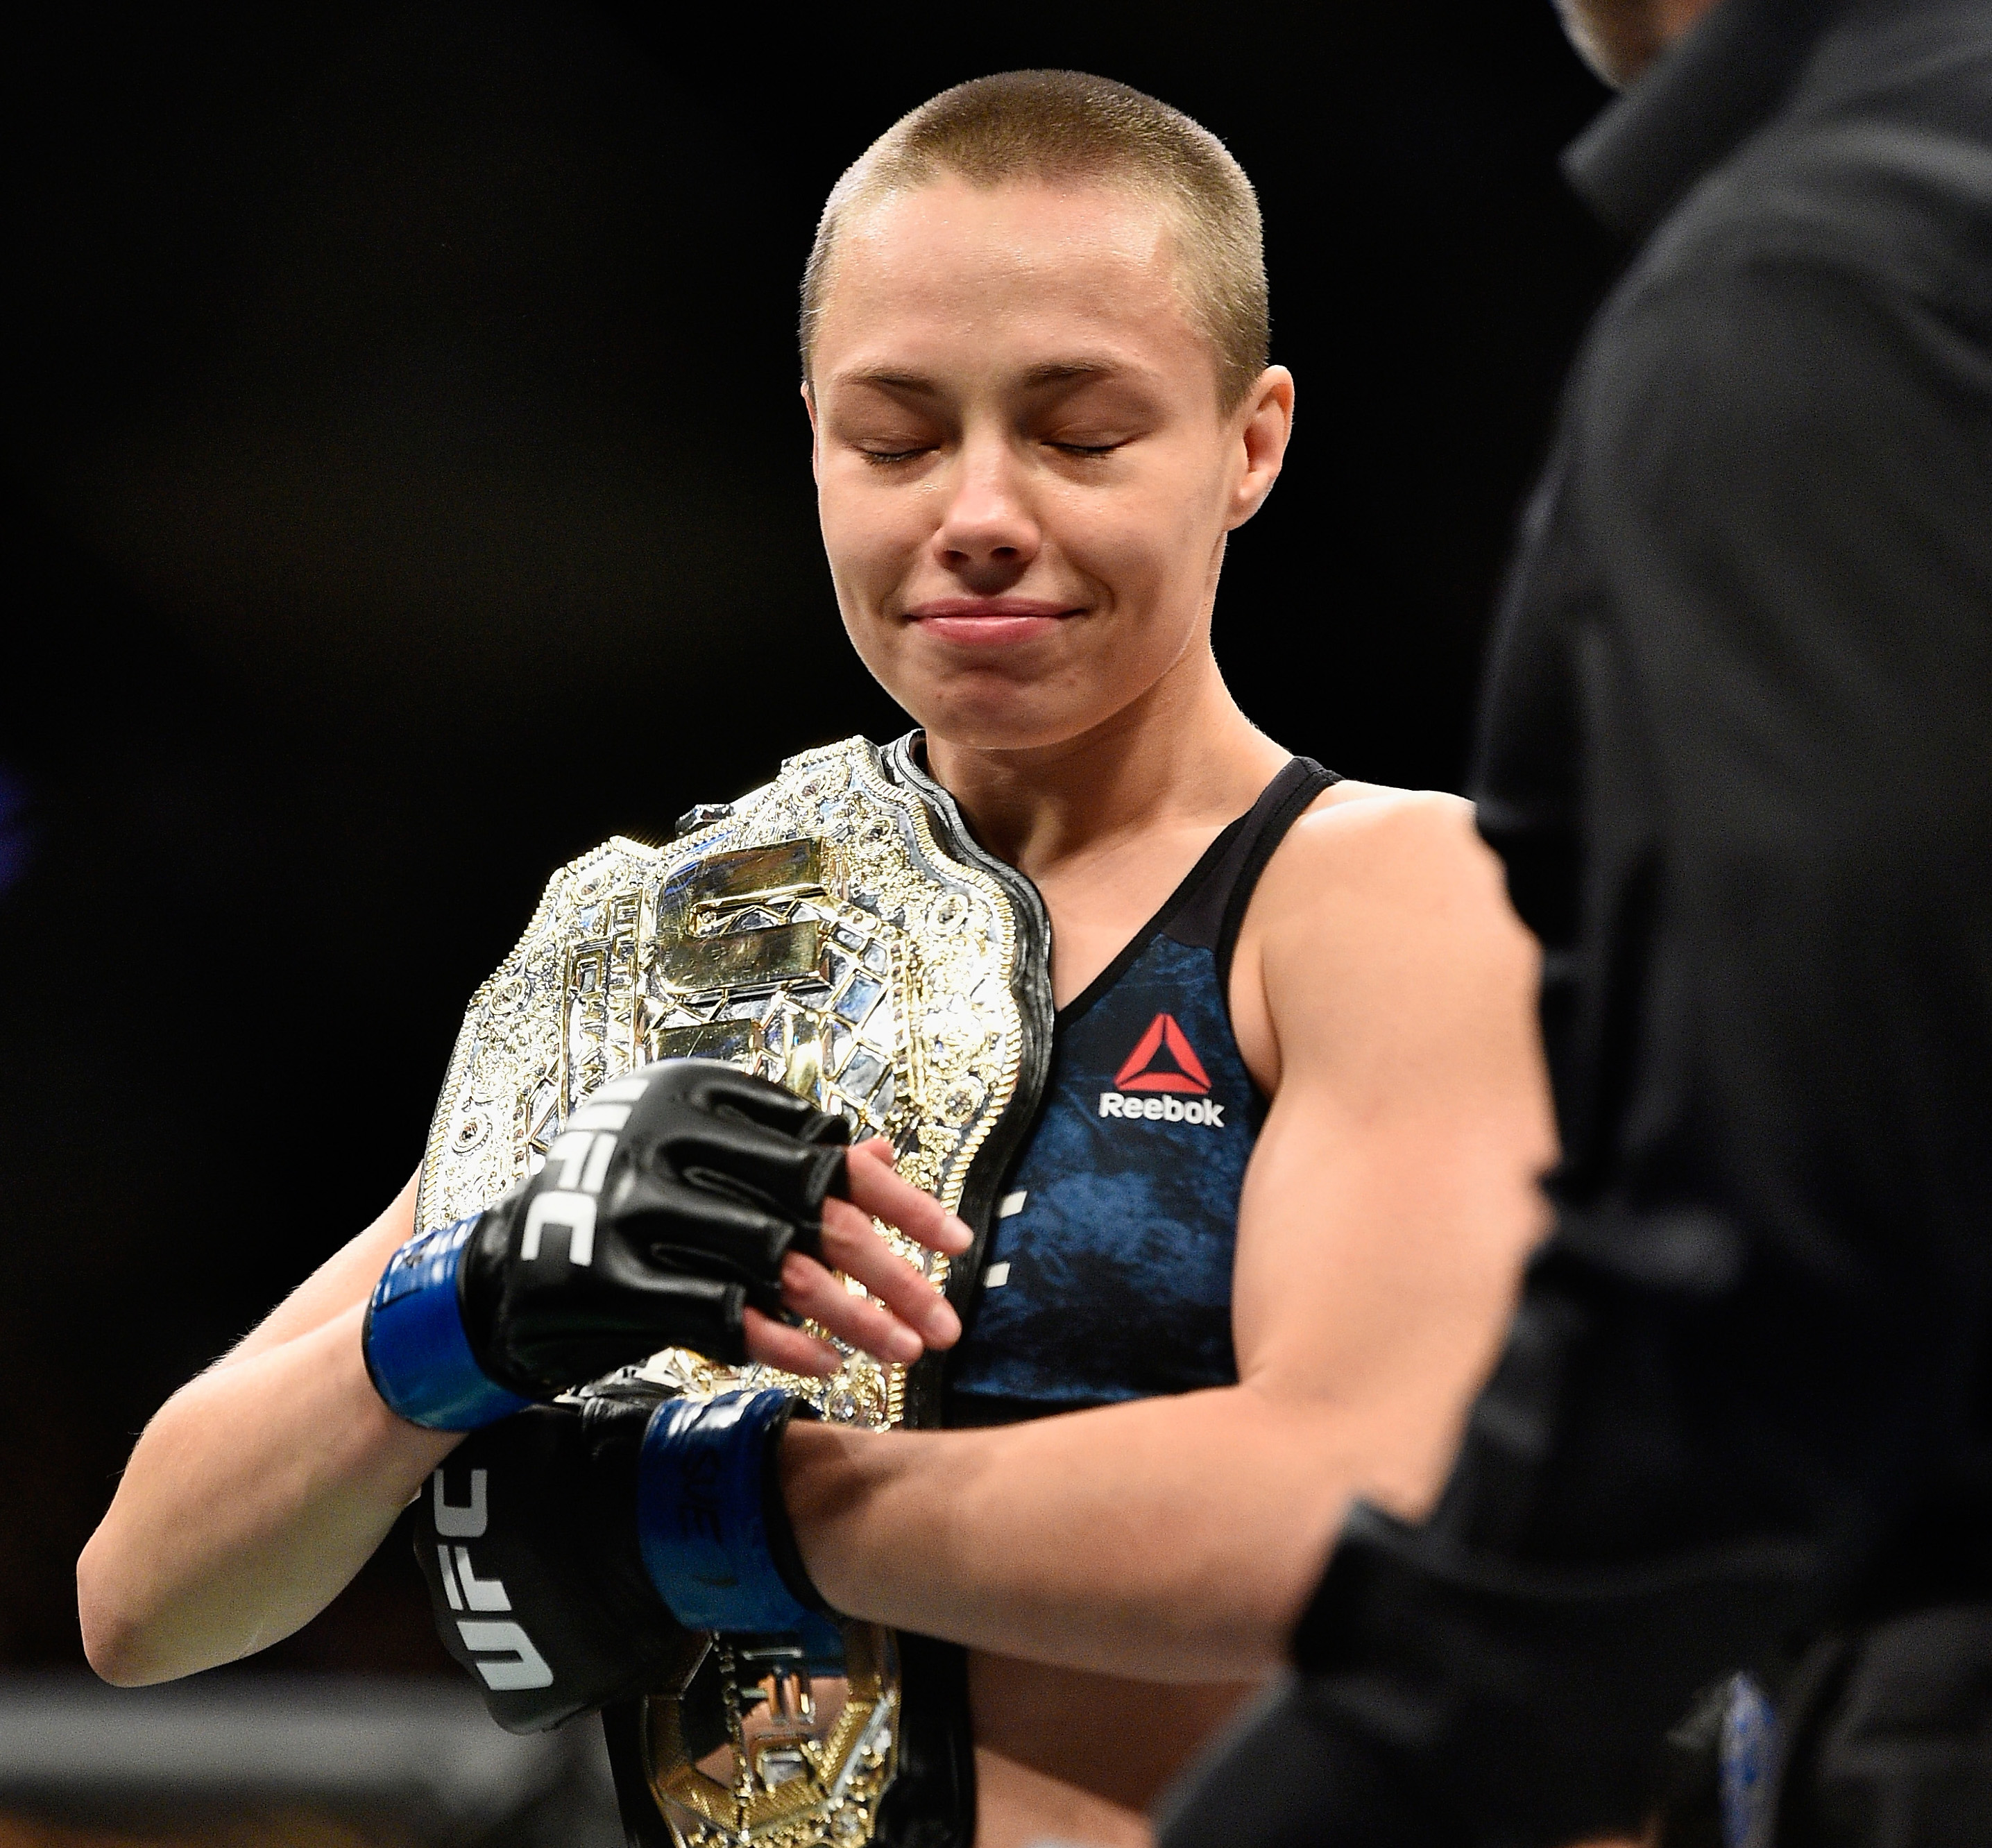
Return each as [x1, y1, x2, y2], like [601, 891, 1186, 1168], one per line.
[1225, 366, 1295, 531]
[802, 382, 822, 487]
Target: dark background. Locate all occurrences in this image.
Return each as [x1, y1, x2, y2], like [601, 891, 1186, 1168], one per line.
[1, 2, 1610, 1675]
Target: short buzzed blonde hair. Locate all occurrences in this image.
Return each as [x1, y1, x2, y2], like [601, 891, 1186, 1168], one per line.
[801, 71, 1270, 411]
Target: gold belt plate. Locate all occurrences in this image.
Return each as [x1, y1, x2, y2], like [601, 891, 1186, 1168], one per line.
[417, 734, 1039, 1847]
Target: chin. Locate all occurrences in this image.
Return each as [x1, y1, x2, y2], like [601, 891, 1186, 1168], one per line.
[860, 621, 1180, 757]
[1553, 0, 1660, 85]
[906, 685, 1112, 756]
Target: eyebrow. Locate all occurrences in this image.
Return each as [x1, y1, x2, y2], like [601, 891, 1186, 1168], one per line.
[1019, 360, 1119, 388]
[828, 359, 1127, 395]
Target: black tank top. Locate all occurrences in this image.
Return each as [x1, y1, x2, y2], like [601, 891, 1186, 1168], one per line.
[944, 757, 1338, 1427]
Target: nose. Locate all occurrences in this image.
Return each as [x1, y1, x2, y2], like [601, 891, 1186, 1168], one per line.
[931, 429, 1039, 588]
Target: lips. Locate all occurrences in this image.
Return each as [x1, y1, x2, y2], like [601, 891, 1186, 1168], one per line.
[903, 598, 1081, 648]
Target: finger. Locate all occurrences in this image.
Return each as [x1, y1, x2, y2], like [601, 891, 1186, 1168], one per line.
[742, 1305, 841, 1377]
[818, 1200, 962, 1349]
[780, 1252, 929, 1364]
[697, 1063, 825, 1138]
[842, 1143, 971, 1257]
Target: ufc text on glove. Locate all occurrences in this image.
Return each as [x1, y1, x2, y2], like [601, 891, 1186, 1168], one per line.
[362, 1060, 851, 1430]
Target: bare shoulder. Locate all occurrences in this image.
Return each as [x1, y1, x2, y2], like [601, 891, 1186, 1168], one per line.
[1231, 779, 1538, 1093]
[1259, 779, 1504, 920]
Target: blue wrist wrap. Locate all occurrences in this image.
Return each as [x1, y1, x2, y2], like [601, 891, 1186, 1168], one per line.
[637, 1389, 824, 1636]
[362, 1215, 534, 1431]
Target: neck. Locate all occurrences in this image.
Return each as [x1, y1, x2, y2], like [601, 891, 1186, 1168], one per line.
[921, 644, 1287, 882]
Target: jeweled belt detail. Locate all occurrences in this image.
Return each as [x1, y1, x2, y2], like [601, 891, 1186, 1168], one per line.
[418, 734, 1037, 1848]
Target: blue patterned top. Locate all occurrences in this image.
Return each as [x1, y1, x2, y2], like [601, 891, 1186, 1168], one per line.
[945, 758, 1335, 1424]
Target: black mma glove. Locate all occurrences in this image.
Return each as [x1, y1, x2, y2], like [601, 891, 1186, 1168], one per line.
[414, 1375, 837, 1734]
[414, 1378, 697, 1731]
[365, 1059, 850, 1429]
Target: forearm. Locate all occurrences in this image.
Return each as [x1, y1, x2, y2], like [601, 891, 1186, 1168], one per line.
[782, 1385, 1354, 1681]
[78, 1303, 459, 1684]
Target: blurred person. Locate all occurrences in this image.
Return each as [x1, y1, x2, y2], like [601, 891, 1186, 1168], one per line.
[76, 72, 1557, 1848]
[1158, 0, 1992, 1845]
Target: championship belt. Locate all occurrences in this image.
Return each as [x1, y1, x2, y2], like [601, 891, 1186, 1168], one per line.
[415, 733, 1053, 1848]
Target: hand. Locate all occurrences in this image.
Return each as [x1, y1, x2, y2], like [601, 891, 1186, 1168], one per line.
[414, 1380, 844, 1733]
[363, 1059, 970, 1428]
[414, 1383, 700, 1732]
[743, 1136, 970, 1377]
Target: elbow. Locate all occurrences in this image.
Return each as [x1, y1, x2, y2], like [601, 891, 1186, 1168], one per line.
[81, 1638, 151, 1689]
[76, 1532, 167, 1688]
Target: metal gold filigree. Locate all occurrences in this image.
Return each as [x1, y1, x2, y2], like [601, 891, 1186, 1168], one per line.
[416, 734, 1041, 1848]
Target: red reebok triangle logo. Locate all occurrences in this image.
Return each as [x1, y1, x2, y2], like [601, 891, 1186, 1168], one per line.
[1114, 1013, 1213, 1094]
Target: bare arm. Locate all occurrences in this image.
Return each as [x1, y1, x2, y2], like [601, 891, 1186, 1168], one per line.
[79, 1145, 967, 1686]
[782, 792, 1556, 1680]
[78, 1171, 447, 1685]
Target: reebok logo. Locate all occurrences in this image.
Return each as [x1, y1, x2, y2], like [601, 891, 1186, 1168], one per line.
[1098, 1013, 1225, 1128]
[1116, 1013, 1211, 1093]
